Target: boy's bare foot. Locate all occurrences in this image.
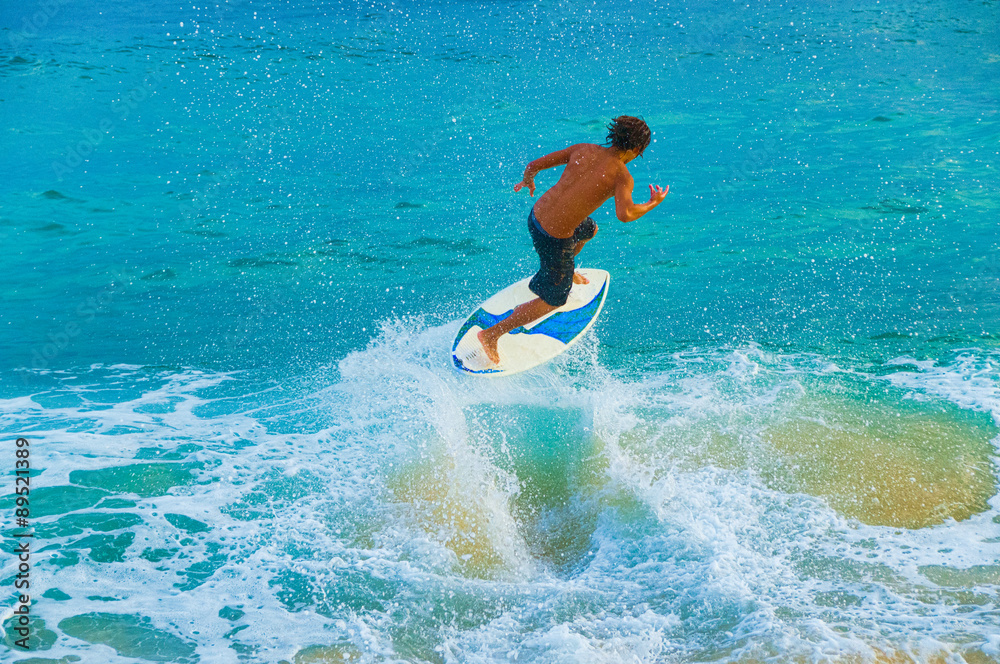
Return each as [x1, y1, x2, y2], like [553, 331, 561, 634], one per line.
[573, 271, 589, 285]
[476, 329, 501, 365]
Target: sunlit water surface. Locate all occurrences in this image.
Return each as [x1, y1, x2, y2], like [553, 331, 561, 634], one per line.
[1, 0, 999, 662]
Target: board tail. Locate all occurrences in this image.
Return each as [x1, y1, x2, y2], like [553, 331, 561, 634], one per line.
[453, 330, 503, 374]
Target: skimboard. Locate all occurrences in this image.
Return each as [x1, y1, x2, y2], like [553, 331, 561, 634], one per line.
[452, 268, 609, 375]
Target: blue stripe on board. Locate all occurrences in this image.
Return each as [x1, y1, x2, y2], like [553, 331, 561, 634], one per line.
[452, 279, 608, 353]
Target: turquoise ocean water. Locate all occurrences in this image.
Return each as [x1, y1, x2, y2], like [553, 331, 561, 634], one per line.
[2, 0, 999, 661]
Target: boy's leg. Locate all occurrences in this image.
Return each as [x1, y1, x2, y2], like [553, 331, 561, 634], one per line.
[572, 222, 597, 284]
[473, 216, 596, 366]
[477, 232, 596, 364]
[476, 297, 557, 364]
[572, 237, 591, 283]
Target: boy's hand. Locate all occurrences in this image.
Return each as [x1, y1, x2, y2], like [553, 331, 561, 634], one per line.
[514, 177, 536, 196]
[647, 184, 669, 205]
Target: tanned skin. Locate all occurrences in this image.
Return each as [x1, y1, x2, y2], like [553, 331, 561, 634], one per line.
[476, 143, 668, 365]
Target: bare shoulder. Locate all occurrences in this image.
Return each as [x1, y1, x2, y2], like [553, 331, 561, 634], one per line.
[616, 161, 634, 185]
[566, 143, 602, 160]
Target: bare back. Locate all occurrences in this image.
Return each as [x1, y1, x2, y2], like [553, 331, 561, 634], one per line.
[533, 144, 627, 238]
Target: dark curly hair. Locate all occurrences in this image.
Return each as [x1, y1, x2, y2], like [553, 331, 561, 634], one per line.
[605, 116, 651, 156]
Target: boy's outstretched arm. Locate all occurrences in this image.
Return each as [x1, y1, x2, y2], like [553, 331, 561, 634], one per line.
[513, 145, 578, 196]
[614, 171, 668, 222]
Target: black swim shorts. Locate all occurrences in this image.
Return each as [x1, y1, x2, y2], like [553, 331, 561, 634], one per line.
[526, 209, 597, 307]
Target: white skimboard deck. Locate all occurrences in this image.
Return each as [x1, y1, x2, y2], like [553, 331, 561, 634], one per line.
[452, 268, 609, 375]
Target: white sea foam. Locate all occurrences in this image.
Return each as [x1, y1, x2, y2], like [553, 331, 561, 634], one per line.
[2, 328, 999, 662]
[884, 352, 1000, 423]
